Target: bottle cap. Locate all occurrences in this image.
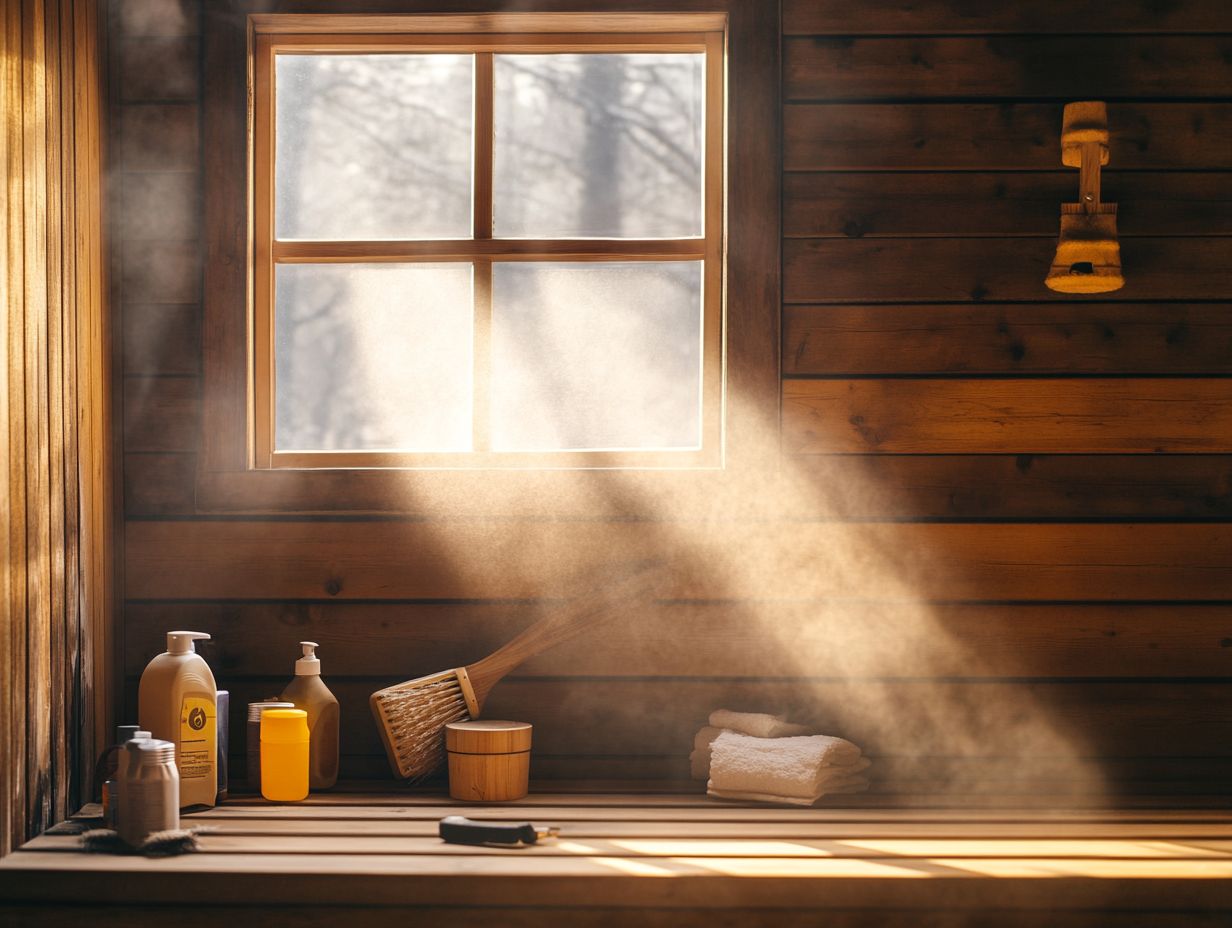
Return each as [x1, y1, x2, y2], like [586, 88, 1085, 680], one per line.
[261, 708, 308, 744]
[248, 701, 295, 722]
[125, 738, 176, 766]
[166, 631, 210, 655]
[294, 641, 320, 676]
[132, 730, 152, 741]
[115, 724, 140, 744]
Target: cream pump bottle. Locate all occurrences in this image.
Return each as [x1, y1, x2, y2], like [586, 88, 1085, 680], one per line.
[280, 641, 339, 789]
[138, 631, 218, 809]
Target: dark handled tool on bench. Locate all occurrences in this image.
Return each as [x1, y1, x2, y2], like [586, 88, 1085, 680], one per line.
[439, 815, 560, 847]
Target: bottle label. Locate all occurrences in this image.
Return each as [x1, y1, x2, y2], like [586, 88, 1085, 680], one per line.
[178, 696, 215, 779]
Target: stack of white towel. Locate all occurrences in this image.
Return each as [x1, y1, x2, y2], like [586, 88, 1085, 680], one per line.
[691, 709, 870, 806]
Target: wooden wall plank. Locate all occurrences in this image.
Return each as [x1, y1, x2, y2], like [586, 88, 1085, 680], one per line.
[43, 0, 70, 827]
[785, 104, 1232, 171]
[119, 239, 200, 303]
[124, 520, 1232, 602]
[122, 375, 199, 452]
[119, 173, 199, 241]
[783, 173, 1232, 239]
[783, 305, 1232, 376]
[1, 0, 23, 856]
[785, 455, 1232, 520]
[13, 907, 1226, 928]
[783, 0, 1232, 35]
[117, 103, 198, 171]
[123, 601, 1232, 679]
[122, 304, 200, 375]
[133, 676, 1232, 762]
[23, 0, 54, 839]
[118, 36, 199, 101]
[116, 0, 199, 37]
[785, 36, 1232, 101]
[783, 379, 1232, 454]
[123, 452, 196, 515]
[80, 0, 112, 819]
[783, 238, 1232, 303]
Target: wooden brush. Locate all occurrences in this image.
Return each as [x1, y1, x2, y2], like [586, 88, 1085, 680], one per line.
[370, 559, 664, 781]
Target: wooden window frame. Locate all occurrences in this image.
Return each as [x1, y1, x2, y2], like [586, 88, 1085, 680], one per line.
[199, 2, 779, 517]
[252, 30, 724, 470]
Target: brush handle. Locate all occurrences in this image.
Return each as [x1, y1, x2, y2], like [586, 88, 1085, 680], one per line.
[464, 559, 664, 711]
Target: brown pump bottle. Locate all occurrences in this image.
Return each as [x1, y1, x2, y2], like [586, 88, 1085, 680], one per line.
[279, 641, 339, 790]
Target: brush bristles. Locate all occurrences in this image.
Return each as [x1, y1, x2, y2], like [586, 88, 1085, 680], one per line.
[373, 674, 472, 781]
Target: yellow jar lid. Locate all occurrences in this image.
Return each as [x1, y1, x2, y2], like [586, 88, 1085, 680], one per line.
[261, 708, 308, 743]
[446, 720, 532, 755]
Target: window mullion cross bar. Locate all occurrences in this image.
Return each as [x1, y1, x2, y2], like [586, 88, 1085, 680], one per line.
[472, 52, 495, 453]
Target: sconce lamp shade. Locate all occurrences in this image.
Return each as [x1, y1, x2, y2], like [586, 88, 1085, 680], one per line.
[1046, 205, 1124, 294]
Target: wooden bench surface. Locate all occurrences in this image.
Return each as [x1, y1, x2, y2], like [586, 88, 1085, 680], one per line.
[3, 792, 1232, 925]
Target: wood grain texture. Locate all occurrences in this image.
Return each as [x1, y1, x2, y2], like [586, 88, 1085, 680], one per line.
[785, 36, 1232, 101]
[120, 239, 201, 303]
[122, 304, 201, 375]
[785, 454, 1232, 520]
[119, 172, 200, 241]
[124, 520, 1232, 602]
[118, 36, 200, 101]
[8, 799, 1232, 915]
[1, 0, 109, 855]
[121, 674, 1232, 762]
[785, 103, 1232, 171]
[783, 305, 1232, 375]
[116, 0, 199, 36]
[783, 379, 1232, 454]
[783, 238, 1232, 303]
[123, 452, 197, 515]
[122, 376, 199, 452]
[117, 103, 198, 171]
[783, 173, 1232, 239]
[186, 452, 1232, 521]
[123, 601, 1232, 679]
[113, 0, 1232, 807]
[783, 0, 1232, 34]
[10, 904, 1224, 928]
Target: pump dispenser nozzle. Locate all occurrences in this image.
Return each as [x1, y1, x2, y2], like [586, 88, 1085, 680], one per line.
[295, 641, 321, 676]
[166, 631, 210, 654]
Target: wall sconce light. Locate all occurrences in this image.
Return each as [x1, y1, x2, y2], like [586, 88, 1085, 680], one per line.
[1045, 101, 1124, 293]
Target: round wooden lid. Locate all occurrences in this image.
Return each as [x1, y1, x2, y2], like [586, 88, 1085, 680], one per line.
[445, 720, 532, 754]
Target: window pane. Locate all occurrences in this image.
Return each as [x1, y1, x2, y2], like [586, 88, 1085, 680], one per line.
[275, 54, 473, 241]
[490, 262, 702, 452]
[275, 263, 473, 452]
[493, 54, 704, 239]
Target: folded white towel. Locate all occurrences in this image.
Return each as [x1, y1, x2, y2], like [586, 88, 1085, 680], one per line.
[707, 731, 867, 801]
[708, 709, 813, 739]
[708, 774, 870, 806]
[689, 726, 724, 779]
[693, 726, 723, 753]
[690, 724, 865, 780]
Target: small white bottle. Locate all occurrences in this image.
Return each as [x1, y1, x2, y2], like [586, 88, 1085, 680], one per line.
[138, 631, 218, 809]
[280, 641, 339, 790]
[116, 738, 179, 848]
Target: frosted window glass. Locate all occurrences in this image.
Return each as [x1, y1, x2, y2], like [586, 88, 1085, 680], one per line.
[490, 262, 702, 451]
[275, 264, 473, 452]
[275, 54, 473, 240]
[494, 54, 704, 239]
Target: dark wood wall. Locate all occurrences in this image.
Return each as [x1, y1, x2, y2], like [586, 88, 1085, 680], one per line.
[3, 0, 111, 855]
[113, 0, 1232, 795]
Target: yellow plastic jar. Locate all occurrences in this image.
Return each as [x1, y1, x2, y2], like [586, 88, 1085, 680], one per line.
[261, 708, 309, 802]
